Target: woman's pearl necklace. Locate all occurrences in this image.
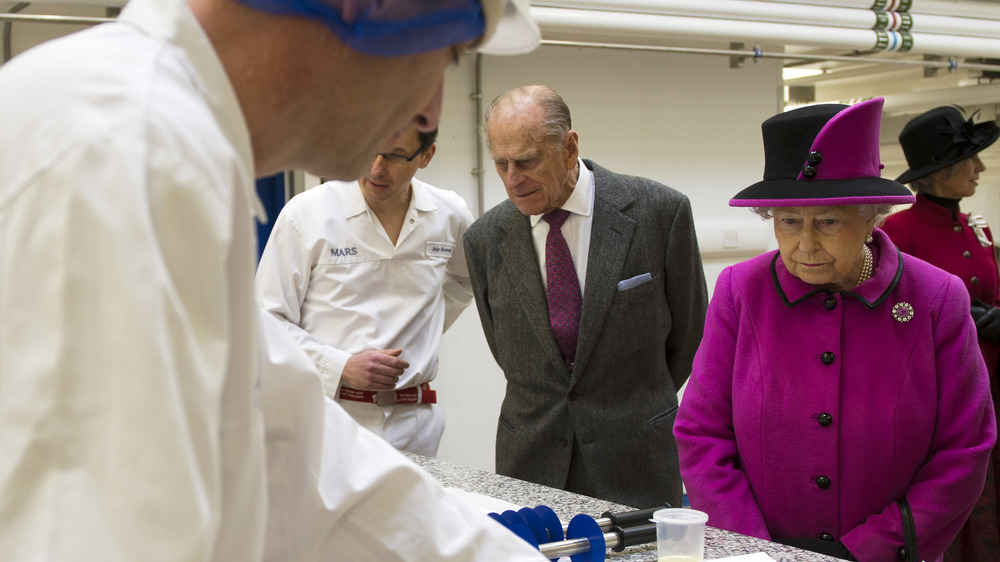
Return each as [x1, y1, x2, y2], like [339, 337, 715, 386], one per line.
[856, 244, 873, 287]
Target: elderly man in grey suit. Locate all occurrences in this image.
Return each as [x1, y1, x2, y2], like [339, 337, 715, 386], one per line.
[463, 85, 708, 509]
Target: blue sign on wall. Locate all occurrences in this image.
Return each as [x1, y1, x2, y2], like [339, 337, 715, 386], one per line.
[255, 173, 287, 262]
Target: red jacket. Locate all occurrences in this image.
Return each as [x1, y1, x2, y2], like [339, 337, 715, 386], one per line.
[882, 194, 999, 307]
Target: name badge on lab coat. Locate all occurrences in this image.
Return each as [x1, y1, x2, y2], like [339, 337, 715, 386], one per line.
[426, 242, 455, 260]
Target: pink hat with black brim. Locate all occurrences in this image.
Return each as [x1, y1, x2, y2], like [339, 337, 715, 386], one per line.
[731, 97, 914, 208]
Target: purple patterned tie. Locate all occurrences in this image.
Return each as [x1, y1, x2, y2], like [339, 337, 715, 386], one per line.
[544, 209, 582, 371]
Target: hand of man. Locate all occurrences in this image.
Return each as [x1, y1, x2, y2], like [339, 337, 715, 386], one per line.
[971, 300, 1000, 341]
[342, 349, 410, 390]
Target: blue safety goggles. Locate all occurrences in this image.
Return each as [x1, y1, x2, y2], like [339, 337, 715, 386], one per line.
[234, 0, 486, 57]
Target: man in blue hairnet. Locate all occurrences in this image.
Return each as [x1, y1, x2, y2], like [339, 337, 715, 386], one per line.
[0, 0, 541, 560]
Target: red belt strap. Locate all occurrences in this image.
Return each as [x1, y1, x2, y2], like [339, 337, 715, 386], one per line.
[338, 382, 437, 405]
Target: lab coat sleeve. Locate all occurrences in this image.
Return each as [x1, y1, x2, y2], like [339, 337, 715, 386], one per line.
[0, 137, 250, 561]
[257, 312, 547, 561]
[663, 194, 709, 390]
[442, 203, 475, 333]
[674, 267, 772, 540]
[839, 277, 997, 561]
[255, 208, 351, 397]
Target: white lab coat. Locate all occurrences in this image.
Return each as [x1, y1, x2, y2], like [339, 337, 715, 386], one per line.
[0, 0, 544, 560]
[257, 179, 474, 396]
[256, 180, 474, 455]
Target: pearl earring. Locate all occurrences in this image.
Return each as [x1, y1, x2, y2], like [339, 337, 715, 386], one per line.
[866, 234, 873, 244]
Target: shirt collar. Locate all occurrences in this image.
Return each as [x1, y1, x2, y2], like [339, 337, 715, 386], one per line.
[771, 228, 903, 309]
[119, 0, 263, 221]
[530, 158, 595, 226]
[409, 178, 438, 213]
[342, 180, 369, 218]
[342, 177, 435, 219]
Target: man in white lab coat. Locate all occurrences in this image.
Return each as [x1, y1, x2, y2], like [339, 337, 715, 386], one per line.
[257, 127, 473, 457]
[0, 0, 543, 560]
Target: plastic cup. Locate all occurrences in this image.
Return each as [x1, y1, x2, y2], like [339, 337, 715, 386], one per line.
[650, 508, 709, 562]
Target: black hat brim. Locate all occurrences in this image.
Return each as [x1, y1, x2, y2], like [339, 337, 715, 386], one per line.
[731, 176, 914, 207]
[896, 125, 1000, 184]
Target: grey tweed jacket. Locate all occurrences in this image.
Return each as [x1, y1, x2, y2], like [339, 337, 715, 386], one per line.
[463, 159, 708, 509]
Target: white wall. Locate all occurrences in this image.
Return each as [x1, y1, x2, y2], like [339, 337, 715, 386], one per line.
[418, 45, 784, 471]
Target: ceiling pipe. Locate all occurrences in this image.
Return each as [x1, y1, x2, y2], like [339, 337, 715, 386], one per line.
[752, 0, 1000, 20]
[540, 39, 1000, 74]
[0, 13, 112, 24]
[909, 13, 1000, 38]
[536, 0, 1000, 37]
[532, 7, 1000, 59]
[536, 0, 1000, 23]
[537, 0, 890, 32]
[9, 0, 126, 5]
[787, 0, 905, 8]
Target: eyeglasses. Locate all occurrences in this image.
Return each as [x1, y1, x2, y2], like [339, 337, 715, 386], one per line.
[375, 145, 427, 166]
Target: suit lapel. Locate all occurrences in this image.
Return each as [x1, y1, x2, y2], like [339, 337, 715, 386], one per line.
[497, 209, 568, 374]
[571, 169, 635, 385]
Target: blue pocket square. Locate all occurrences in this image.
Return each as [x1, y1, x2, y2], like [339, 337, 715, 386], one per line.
[618, 272, 652, 291]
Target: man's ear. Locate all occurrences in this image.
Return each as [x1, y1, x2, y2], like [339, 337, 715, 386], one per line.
[564, 130, 579, 163]
[418, 144, 437, 169]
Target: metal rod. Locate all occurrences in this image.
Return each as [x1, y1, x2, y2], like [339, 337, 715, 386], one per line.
[0, 13, 113, 24]
[561, 504, 670, 534]
[472, 52, 485, 218]
[563, 515, 612, 534]
[540, 531, 620, 559]
[541, 38, 1000, 73]
[4, 3, 30, 63]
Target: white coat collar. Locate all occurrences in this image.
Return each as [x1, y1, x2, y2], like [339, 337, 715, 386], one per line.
[341, 177, 438, 219]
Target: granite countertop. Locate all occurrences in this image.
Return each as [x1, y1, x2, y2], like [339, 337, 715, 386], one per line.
[407, 454, 840, 562]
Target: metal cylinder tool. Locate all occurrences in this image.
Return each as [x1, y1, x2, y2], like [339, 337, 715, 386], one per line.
[488, 504, 666, 562]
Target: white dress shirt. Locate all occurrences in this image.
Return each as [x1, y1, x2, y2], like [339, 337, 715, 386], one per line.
[530, 158, 595, 293]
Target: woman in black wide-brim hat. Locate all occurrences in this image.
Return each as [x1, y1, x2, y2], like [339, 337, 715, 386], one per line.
[882, 107, 1000, 562]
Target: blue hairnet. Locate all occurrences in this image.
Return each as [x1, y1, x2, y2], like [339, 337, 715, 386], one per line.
[235, 0, 485, 57]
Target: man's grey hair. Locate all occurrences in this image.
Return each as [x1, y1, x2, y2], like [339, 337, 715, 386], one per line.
[749, 204, 895, 227]
[480, 85, 572, 152]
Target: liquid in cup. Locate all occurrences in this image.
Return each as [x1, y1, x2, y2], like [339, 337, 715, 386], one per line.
[651, 508, 709, 562]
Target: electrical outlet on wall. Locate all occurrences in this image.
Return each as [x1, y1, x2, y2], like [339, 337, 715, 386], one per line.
[723, 229, 739, 249]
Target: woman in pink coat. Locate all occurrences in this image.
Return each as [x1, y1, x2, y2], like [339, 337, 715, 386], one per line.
[674, 98, 996, 562]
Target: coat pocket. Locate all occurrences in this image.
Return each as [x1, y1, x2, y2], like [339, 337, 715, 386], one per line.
[644, 404, 679, 427]
[618, 272, 653, 291]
